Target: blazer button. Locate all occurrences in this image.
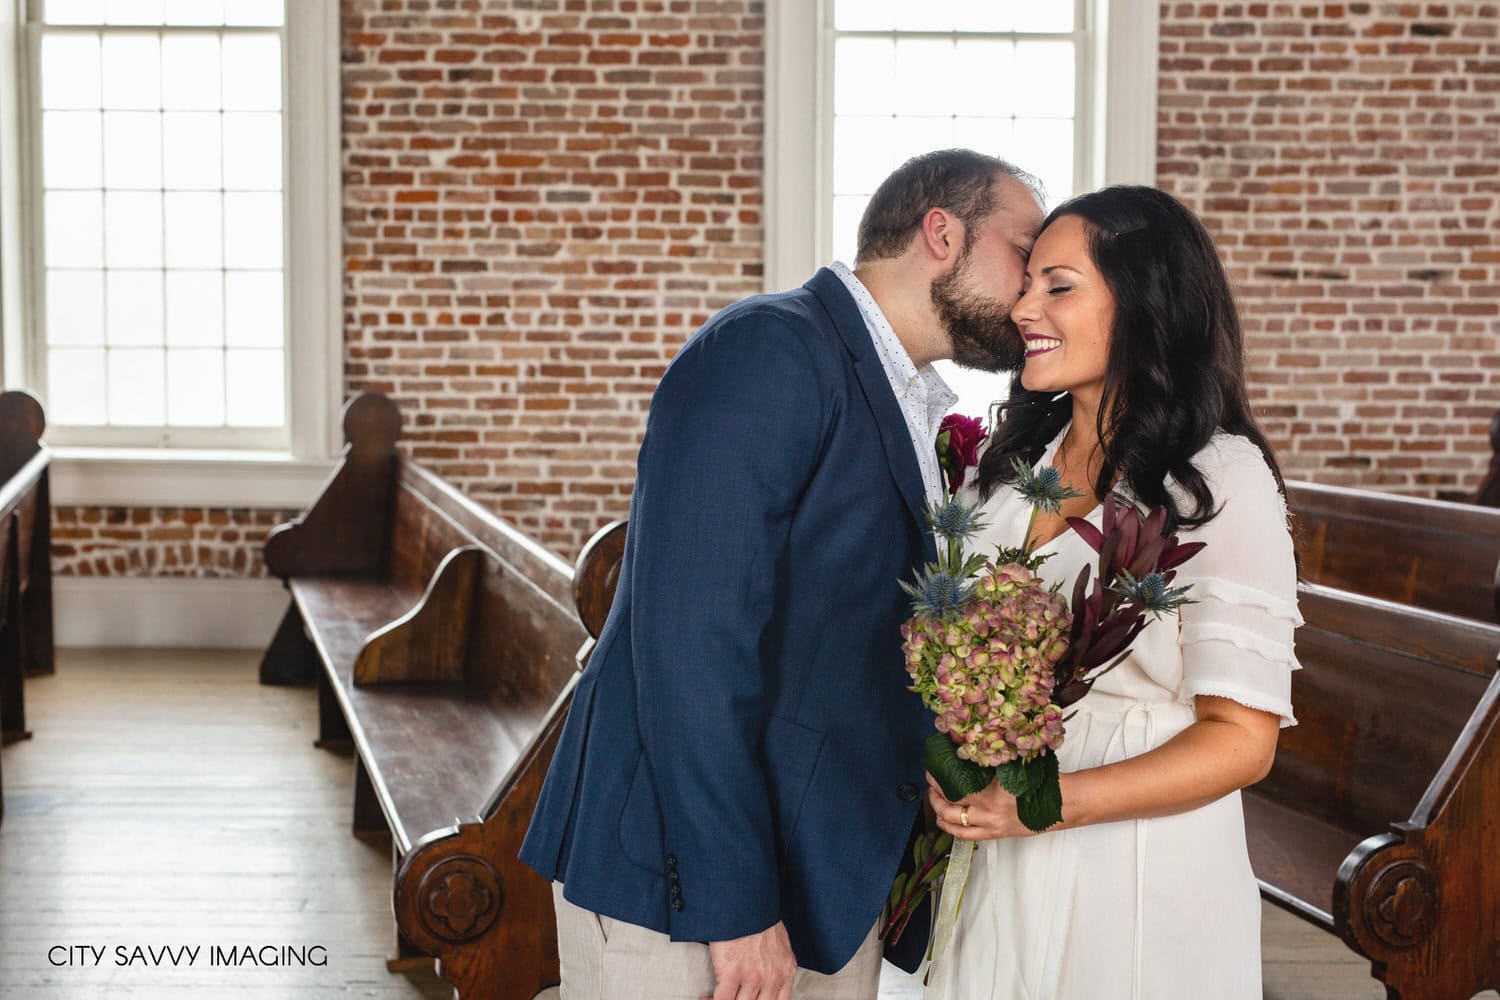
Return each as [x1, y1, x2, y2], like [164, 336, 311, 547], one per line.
[898, 782, 919, 802]
[672, 898, 685, 912]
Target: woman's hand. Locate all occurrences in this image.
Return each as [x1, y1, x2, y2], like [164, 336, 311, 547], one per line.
[927, 773, 1046, 842]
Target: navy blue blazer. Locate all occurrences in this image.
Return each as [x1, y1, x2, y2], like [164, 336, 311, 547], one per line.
[519, 268, 937, 975]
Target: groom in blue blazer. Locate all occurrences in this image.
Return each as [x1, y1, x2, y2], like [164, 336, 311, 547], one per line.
[521, 150, 1044, 997]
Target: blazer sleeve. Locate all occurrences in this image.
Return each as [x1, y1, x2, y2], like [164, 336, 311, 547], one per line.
[628, 311, 834, 944]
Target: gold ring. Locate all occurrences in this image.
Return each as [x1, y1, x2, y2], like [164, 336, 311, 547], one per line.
[960, 806, 970, 828]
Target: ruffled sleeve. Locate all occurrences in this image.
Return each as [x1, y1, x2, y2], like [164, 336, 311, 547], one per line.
[1173, 437, 1301, 727]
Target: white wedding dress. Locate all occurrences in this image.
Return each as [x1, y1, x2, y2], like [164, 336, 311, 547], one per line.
[925, 423, 1301, 1000]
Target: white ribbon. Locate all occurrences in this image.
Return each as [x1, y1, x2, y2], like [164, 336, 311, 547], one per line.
[922, 838, 976, 990]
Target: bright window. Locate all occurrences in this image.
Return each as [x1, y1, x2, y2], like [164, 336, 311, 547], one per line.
[27, 0, 291, 447]
[827, 0, 1084, 265]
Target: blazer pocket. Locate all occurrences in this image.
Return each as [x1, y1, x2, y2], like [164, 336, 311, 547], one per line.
[618, 754, 667, 877]
[764, 714, 827, 843]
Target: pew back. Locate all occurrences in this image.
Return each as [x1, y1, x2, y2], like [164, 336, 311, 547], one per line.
[1288, 480, 1500, 623]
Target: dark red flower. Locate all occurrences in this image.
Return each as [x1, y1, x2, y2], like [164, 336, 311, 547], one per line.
[937, 413, 987, 493]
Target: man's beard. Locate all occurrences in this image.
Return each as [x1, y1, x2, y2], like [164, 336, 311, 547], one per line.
[930, 249, 1026, 372]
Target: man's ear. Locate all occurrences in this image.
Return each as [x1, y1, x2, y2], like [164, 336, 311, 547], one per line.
[919, 207, 962, 264]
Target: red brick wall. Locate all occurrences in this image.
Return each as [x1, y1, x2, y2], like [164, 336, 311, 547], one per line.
[1156, 2, 1500, 497]
[53, 2, 1499, 577]
[52, 507, 292, 577]
[341, 0, 765, 554]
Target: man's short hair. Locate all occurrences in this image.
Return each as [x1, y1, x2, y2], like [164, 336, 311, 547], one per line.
[855, 149, 1043, 264]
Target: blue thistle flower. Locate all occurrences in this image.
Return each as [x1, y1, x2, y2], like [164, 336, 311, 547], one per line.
[926, 497, 988, 541]
[899, 566, 973, 619]
[1012, 457, 1083, 515]
[1112, 570, 1196, 619]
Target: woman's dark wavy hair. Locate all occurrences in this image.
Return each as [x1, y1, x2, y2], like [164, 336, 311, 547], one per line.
[973, 185, 1286, 531]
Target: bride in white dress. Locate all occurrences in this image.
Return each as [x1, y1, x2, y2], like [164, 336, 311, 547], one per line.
[924, 187, 1300, 999]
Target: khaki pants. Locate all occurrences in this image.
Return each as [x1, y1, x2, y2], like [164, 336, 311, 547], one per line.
[552, 883, 883, 1000]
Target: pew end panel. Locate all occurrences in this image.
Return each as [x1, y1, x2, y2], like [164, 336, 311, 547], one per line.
[1246, 583, 1500, 999]
[1332, 669, 1500, 1000]
[260, 394, 403, 685]
[386, 521, 624, 1000]
[0, 390, 54, 688]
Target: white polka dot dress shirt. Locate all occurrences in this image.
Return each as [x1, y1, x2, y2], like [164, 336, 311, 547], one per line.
[829, 260, 959, 509]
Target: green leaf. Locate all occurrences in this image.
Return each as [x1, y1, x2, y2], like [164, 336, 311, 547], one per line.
[922, 857, 949, 886]
[924, 732, 994, 802]
[1014, 751, 1064, 832]
[914, 834, 929, 869]
[889, 872, 908, 912]
[933, 832, 954, 857]
[994, 753, 1049, 798]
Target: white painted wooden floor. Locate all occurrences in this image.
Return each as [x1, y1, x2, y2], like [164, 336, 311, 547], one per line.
[0, 649, 1468, 998]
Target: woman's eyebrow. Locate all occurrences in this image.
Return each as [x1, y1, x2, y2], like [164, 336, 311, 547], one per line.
[1041, 264, 1083, 276]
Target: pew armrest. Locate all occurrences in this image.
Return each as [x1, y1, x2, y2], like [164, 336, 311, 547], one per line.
[1334, 667, 1500, 998]
[354, 546, 484, 686]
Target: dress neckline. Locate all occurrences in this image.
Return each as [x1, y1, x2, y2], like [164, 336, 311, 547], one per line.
[1029, 420, 1103, 553]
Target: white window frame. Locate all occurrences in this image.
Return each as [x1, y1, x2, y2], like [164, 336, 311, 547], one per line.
[764, 0, 1160, 293]
[0, 0, 341, 506]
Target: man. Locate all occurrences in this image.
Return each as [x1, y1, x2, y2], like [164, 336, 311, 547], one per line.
[520, 149, 1045, 999]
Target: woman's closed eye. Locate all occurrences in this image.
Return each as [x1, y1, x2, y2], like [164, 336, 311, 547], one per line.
[1047, 285, 1073, 295]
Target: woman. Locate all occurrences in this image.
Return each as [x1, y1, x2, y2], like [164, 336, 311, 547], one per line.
[924, 186, 1300, 999]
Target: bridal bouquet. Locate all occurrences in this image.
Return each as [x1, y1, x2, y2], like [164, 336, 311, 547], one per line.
[879, 416, 1206, 949]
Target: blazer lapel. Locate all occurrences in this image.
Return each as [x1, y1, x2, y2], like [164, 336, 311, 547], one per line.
[805, 268, 937, 564]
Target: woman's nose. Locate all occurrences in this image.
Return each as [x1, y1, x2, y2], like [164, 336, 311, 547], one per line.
[1012, 286, 1040, 327]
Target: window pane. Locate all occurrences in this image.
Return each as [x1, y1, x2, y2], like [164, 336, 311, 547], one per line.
[222, 34, 280, 112]
[47, 0, 106, 24]
[41, 35, 102, 109]
[105, 0, 165, 24]
[223, 0, 283, 26]
[952, 117, 1015, 159]
[43, 111, 103, 188]
[167, 349, 225, 424]
[103, 111, 162, 188]
[893, 0, 981, 31]
[163, 112, 221, 189]
[45, 191, 104, 267]
[893, 40, 952, 116]
[165, 192, 223, 268]
[164, 0, 224, 25]
[108, 349, 166, 424]
[834, 0, 894, 30]
[222, 112, 281, 190]
[225, 349, 282, 426]
[1015, 41, 1074, 119]
[890, 116, 954, 166]
[166, 271, 223, 346]
[833, 117, 893, 196]
[953, 40, 1014, 118]
[104, 191, 163, 267]
[101, 34, 161, 110]
[48, 349, 108, 424]
[46, 270, 105, 346]
[1015, 2, 1074, 33]
[1013, 117, 1073, 204]
[223, 192, 281, 268]
[225, 271, 281, 346]
[834, 38, 894, 117]
[831, 194, 867, 266]
[106, 270, 164, 345]
[162, 34, 220, 111]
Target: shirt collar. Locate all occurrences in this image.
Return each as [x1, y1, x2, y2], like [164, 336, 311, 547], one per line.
[828, 261, 958, 415]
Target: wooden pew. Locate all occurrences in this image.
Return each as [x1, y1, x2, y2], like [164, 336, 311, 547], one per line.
[260, 392, 621, 999]
[1477, 408, 1500, 508]
[1288, 480, 1500, 624]
[1246, 583, 1500, 1000]
[0, 390, 52, 824]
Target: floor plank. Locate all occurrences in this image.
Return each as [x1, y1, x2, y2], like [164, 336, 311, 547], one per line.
[0, 648, 1483, 998]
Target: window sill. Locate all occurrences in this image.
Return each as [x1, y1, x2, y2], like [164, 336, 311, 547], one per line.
[49, 446, 337, 509]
